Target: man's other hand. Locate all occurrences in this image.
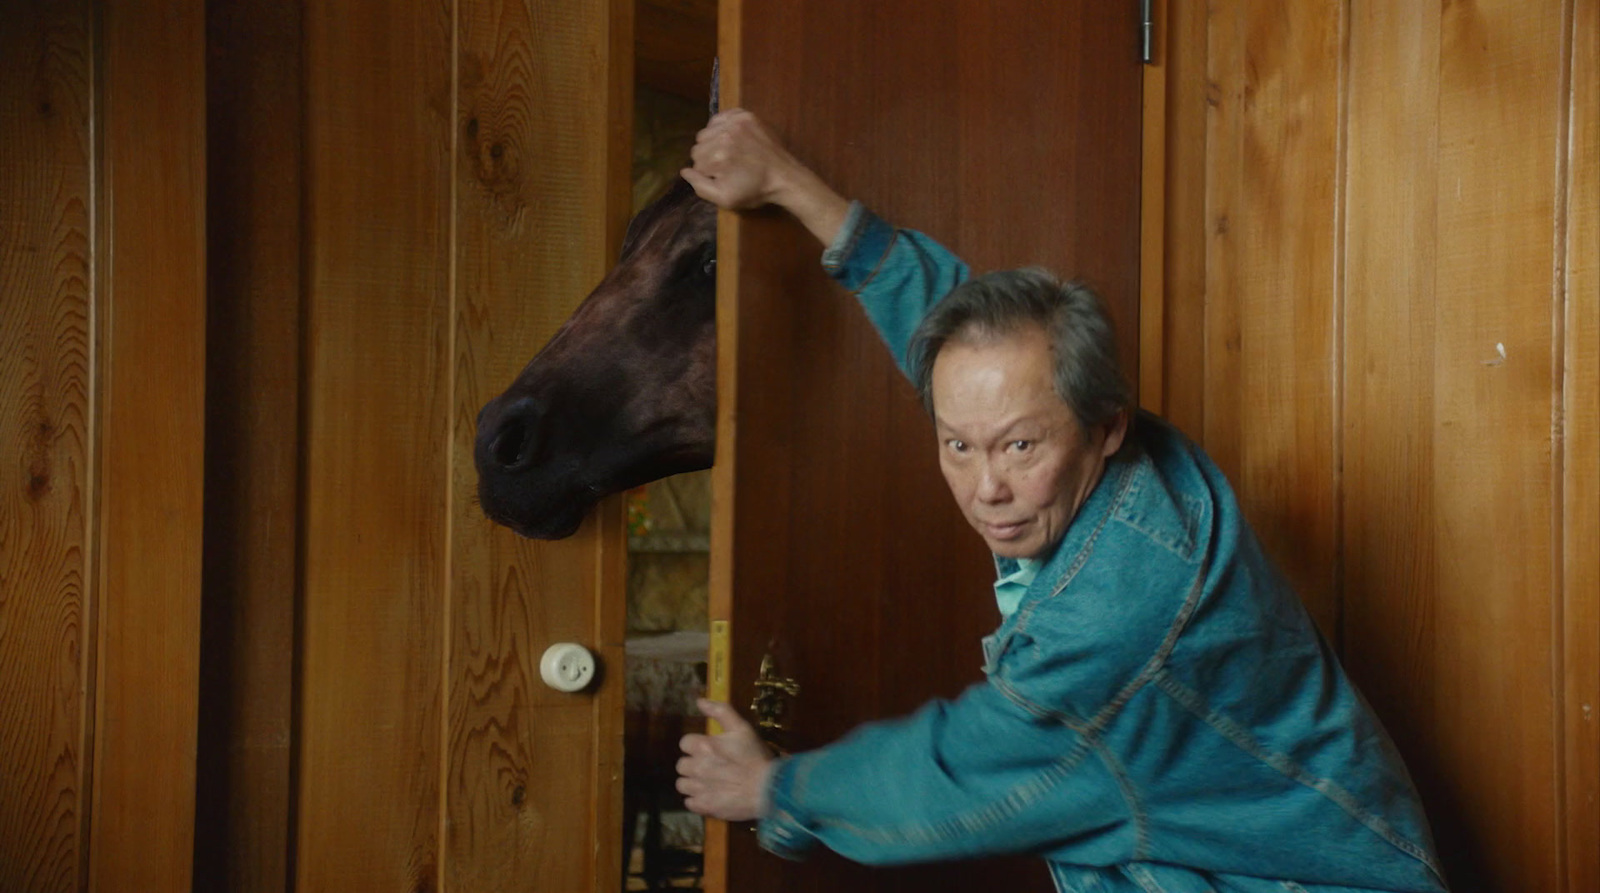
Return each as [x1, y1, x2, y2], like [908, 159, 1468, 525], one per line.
[676, 698, 777, 823]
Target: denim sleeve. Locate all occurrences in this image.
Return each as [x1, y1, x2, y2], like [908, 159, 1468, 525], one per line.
[756, 678, 1135, 865]
[820, 202, 971, 379]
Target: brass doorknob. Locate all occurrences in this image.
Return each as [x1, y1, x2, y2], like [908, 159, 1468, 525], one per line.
[750, 653, 799, 737]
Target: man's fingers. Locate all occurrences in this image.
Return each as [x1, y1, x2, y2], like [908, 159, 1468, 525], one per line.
[680, 731, 715, 756]
[677, 750, 727, 775]
[680, 166, 715, 199]
[682, 794, 712, 817]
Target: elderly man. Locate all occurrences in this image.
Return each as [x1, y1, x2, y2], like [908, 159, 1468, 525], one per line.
[675, 110, 1448, 893]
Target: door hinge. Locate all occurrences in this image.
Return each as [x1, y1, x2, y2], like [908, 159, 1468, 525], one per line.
[1140, 0, 1155, 65]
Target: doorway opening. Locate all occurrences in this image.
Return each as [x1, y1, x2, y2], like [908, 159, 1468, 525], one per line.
[621, 2, 716, 888]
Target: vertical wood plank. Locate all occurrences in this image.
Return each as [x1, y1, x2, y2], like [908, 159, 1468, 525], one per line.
[1157, 0, 1208, 438]
[1140, 0, 1168, 414]
[0, 2, 94, 891]
[1203, 0, 1344, 635]
[1199, 0, 1245, 492]
[1340, 0, 1447, 866]
[588, 494, 630, 893]
[90, 0, 208, 889]
[296, 0, 453, 888]
[591, 5, 636, 888]
[1562, 0, 1599, 888]
[1345, 0, 1571, 888]
[1429, 2, 1565, 888]
[448, 0, 630, 890]
[193, 1, 302, 889]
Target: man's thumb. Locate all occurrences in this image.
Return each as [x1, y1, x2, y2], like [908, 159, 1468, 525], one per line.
[681, 166, 717, 200]
[698, 698, 750, 732]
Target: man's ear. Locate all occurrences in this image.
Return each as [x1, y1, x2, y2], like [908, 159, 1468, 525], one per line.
[1099, 409, 1131, 458]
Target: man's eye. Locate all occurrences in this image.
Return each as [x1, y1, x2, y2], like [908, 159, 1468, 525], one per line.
[1010, 440, 1033, 452]
[947, 439, 968, 453]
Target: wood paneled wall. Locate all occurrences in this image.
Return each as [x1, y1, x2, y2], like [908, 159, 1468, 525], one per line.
[2, 6, 98, 889]
[194, 2, 302, 889]
[9, 1, 632, 888]
[196, 1, 635, 890]
[1149, 1, 1598, 890]
[1, 1, 207, 890]
[5, 3, 1592, 892]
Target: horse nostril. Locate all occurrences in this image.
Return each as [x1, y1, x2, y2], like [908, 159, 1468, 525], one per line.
[490, 417, 531, 469]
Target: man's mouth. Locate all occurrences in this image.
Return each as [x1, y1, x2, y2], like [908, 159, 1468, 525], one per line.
[982, 520, 1029, 540]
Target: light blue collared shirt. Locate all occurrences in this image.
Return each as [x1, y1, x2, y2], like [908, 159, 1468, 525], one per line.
[992, 556, 1042, 619]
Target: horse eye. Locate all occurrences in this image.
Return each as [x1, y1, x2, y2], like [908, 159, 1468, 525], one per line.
[702, 256, 717, 278]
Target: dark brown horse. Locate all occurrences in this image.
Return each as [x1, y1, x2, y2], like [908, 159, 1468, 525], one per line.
[473, 178, 718, 539]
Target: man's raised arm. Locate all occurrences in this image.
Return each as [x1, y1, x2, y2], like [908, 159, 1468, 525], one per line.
[680, 109, 971, 378]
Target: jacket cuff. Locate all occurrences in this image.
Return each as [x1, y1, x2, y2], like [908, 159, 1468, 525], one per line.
[756, 755, 820, 860]
[820, 201, 898, 292]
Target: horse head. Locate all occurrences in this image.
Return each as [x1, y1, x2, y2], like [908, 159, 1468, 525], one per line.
[474, 178, 718, 539]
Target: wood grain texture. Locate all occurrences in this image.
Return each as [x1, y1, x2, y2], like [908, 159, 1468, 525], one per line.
[1139, 0, 1167, 414]
[0, 2, 94, 891]
[1562, 0, 1598, 888]
[589, 493, 630, 893]
[193, 1, 302, 889]
[1163, 0, 1590, 887]
[296, 0, 452, 888]
[713, 2, 1139, 890]
[1202, 0, 1343, 636]
[703, 179, 741, 893]
[636, 0, 716, 102]
[1156, 0, 1208, 439]
[448, 0, 630, 890]
[1339, 0, 1451, 871]
[1421, 3, 1566, 888]
[89, 0, 208, 889]
[592, 5, 636, 887]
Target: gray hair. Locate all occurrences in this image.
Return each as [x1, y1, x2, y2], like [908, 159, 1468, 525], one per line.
[908, 269, 1131, 429]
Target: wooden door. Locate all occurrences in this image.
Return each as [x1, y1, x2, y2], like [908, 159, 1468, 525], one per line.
[708, 2, 1144, 890]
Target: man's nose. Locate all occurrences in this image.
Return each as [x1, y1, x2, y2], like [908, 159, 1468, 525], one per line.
[975, 462, 1011, 503]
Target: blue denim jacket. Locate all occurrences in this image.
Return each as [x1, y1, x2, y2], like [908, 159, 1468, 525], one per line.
[755, 204, 1449, 893]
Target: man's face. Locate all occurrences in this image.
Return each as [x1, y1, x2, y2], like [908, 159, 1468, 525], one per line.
[931, 326, 1127, 560]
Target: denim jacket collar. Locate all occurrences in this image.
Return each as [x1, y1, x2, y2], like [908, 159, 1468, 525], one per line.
[983, 446, 1140, 672]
